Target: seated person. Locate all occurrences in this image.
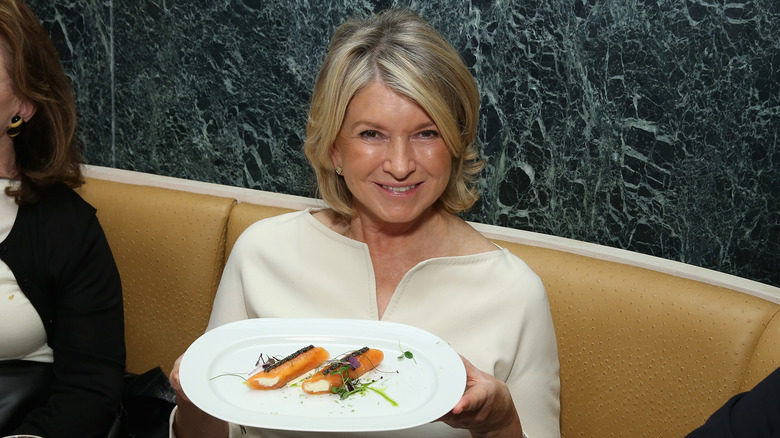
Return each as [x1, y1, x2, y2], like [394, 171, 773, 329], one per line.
[0, 1, 125, 436]
[169, 8, 560, 438]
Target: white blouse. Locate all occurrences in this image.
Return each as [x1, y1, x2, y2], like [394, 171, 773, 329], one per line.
[0, 179, 54, 362]
[205, 210, 560, 438]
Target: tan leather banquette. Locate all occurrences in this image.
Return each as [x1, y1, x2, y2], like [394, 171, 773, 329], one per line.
[76, 166, 780, 438]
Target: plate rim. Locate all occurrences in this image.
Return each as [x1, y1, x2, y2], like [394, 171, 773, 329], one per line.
[179, 317, 466, 432]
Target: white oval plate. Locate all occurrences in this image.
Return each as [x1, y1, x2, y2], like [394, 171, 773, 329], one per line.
[179, 318, 466, 432]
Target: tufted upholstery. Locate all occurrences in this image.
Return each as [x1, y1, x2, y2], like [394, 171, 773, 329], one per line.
[77, 178, 235, 376]
[496, 240, 780, 436]
[77, 172, 779, 438]
[740, 314, 780, 391]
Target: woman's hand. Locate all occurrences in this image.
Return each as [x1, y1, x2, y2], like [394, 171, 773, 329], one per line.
[169, 354, 189, 402]
[169, 354, 229, 438]
[438, 356, 524, 438]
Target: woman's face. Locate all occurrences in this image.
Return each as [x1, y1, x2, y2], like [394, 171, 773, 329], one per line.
[330, 82, 452, 229]
[0, 39, 25, 145]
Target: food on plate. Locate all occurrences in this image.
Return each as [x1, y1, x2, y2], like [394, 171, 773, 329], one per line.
[302, 347, 384, 394]
[247, 345, 330, 390]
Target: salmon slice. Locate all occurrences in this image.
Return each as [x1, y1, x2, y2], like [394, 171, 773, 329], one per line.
[247, 345, 330, 390]
[301, 347, 384, 394]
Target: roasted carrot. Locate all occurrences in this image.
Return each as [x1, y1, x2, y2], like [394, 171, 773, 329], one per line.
[302, 347, 384, 394]
[247, 345, 330, 390]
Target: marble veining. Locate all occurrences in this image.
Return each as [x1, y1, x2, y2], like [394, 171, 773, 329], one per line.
[27, 0, 779, 287]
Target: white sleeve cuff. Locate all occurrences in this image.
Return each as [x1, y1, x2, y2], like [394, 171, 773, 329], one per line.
[168, 405, 178, 438]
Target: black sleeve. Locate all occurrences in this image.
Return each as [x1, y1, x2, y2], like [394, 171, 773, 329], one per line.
[686, 366, 780, 438]
[12, 198, 125, 438]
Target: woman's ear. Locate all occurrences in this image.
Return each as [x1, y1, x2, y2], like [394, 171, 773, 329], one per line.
[329, 145, 342, 170]
[17, 98, 36, 122]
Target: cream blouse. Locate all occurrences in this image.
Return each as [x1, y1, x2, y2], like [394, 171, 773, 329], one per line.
[0, 179, 54, 362]
[174, 209, 560, 438]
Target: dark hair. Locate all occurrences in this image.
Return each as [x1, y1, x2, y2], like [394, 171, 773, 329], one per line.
[0, 0, 82, 205]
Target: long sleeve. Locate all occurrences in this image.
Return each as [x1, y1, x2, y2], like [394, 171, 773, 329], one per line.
[686, 366, 780, 438]
[2, 185, 125, 438]
[199, 210, 560, 437]
[383, 248, 561, 438]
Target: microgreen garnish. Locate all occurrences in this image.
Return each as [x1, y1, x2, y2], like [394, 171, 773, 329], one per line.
[246, 352, 280, 376]
[397, 340, 416, 363]
[211, 345, 400, 406]
[348, 356, 361, 369]
[209, 372, 247, 382]
[260, 345, 314, 372]
[329, 375, 395, 404]
[313, 347, 396, 405]
[322, 347, 369, 375]
[256, 352, 275, 367]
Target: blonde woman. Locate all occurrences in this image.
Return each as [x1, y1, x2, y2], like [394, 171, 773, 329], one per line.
[170, 8, 559, 438]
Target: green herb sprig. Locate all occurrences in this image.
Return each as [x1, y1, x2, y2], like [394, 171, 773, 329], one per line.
[397, 340, 416, 363]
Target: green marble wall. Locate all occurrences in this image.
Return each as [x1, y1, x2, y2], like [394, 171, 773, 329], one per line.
[27, 0, 779, 287]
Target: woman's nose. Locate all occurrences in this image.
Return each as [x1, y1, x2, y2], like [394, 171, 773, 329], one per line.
[382, 137, 416, 178]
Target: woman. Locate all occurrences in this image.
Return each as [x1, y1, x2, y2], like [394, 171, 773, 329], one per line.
[170, 8, 560, 438]
[0, 1, 125, 437]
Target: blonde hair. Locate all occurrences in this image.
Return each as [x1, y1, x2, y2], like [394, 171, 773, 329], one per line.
[304, 8, 483, 217]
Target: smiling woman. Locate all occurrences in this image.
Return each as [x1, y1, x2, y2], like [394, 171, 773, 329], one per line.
[303, 8, 484, 219]
[329, 82, 453, 229]
[169, 8, 560, 438]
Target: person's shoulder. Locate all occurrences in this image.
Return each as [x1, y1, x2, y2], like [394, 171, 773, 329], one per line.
[448, 216, 499, 256]
[459, 228, 544, 290]
[22, 184, 102, 245]
[233, 209, 311, 247]
[242, 209, 309, 234]
[497, 247, 540, 277]
[33, 183, 94, 217]
[446, 217, 543, 282]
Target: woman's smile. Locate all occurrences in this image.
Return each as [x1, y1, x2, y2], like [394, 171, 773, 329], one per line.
[379, 182, 419, 193]
[330, 81, 451, 227]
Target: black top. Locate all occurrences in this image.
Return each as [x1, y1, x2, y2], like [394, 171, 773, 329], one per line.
[686, 366, 780, 438]
[0, 183, 125, 437]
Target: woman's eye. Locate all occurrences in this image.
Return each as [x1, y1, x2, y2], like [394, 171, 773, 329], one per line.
[360, 130, 381, 139]
[419, 130, 439, 139]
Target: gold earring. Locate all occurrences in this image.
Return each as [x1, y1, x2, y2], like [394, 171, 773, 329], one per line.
[335, 166, 343, 175]
[8, 115, 24, 138]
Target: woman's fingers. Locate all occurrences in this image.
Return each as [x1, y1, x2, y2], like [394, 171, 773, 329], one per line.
[169, 352, 229, 437]
[438, 355, 523, 436]
[169, 353, 190, 403]
[450, 356, 485, 414]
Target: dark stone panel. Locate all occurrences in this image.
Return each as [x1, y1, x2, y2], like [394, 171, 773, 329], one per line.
[27, 0, 113, 166]
[26, 0, 780, 288]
